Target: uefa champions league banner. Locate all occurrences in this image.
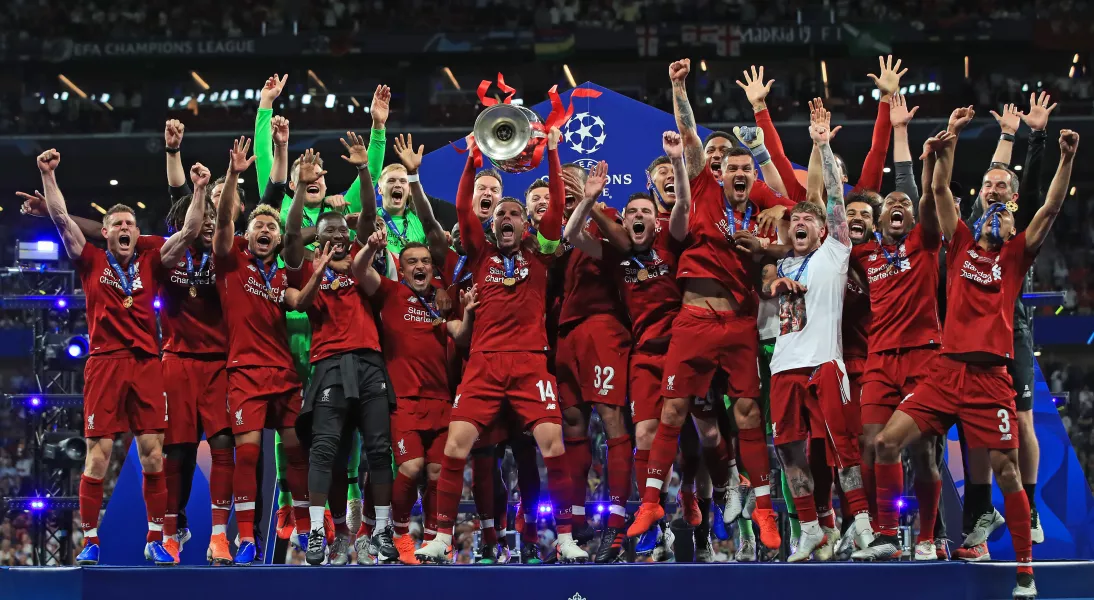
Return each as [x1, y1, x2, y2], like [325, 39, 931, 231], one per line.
[419, 82, 721, 210]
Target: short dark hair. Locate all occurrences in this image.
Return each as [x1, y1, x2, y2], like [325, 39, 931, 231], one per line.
[103, 203, 136, 227]
[646, 155, 671, 176]
[164, 194, 215, 233]
[626, 192, 656, 211]
[703, 130, 740, 147]
[525, 178, 549, 198]
[723, 147, 753, 160]
[475, 168, 504, 193]
[562, 162, 588, 184]
[399, 241, 430, 258]
[497, 196, 523, 209]
[845, 191, 881, 225]
[789, 201, 826, 223]
[316, 211, 347, 230]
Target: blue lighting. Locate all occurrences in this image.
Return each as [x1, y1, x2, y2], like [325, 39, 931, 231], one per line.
[64, 336, 89, 359]
[30, 500, 45, 511]
[597, 504, 606, 513]
[37, 240, 56, 253]
[28, 396, 42, 408]
[154, 298, 162, 310]
[538, 503, 553, 515]
[56, 298, 67, 309]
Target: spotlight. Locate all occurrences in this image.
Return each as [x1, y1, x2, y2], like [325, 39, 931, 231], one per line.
[43, 334, 90, 370]
[896, 499, 906, 510]
[64, 335, 89, 359]
[55, 298, 67, 309]
[28, 396, 42, 408]
[538, 503, 553, 515]
[154, 298, 162, 310]
[597, 504, 606, 513]
[31, 500, 45, 511]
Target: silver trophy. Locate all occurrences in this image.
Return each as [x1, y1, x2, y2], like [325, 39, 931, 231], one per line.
[472, 104, 547, 174]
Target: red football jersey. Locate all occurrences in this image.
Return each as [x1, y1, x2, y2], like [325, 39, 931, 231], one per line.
[462, 244, 553, 353]
[139, 236, 227, 356]
[842, 265, 870, 360]
[75, 243, 162, 356]
[604, 216, 684, 350]
[676, 167, 787, 314]
[851, 226, 942, 353]
[559, 214, 628, 328]
[216, 237, 294, 369]
[941, 221, 1034, 359]
[438, 248, 474, 291]
[286, 244, 381, 363]
[373, 277, 451, 400]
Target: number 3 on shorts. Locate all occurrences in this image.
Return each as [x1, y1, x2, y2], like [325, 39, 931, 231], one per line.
[997, 408, 1011, 434]
[536, 380, 556, 403]
[593, 365, 615, 391]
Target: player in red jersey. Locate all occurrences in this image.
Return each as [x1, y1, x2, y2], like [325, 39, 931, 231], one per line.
[35, 148, 207, 566]
[626, 59, 792, 551]
[416, 127, 586, 563]
[357, 234, 479, 564]
[212, 138, 326, 564]
[555, 159, 634, 552]
[761, 120, 875, 562]
[567, 131, 692, 562]
[859, 122, 1078, 598]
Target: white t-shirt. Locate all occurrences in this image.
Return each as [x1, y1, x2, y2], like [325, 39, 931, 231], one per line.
[757, 231, 784, 341]
[770, 235, 850, 374]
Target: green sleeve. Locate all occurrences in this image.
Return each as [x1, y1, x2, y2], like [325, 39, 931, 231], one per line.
[367, 127, 386, 183]
[254, 108, 274, 199]
[537, 232, 560, 254]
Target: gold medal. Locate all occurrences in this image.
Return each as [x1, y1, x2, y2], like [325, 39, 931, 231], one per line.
[431, 318, 443, 327]
[637, 268, 649, 281]
[330, 278, 340, 290]
[1005, 200, 1019, 214]
[503, 277, 517, 287]
[122, 296, 134, 308]
[188, 286, 198, 298]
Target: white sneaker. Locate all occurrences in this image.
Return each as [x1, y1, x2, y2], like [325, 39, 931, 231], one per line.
[1013, 575, 1037, 599]
[555, 533, 589, 563]
[329, 533, 351, 566]
[814, 527, 840, 561]
[788, 524, 826, 563]
[414, 537, 452, 564]
[652, 525, 675, 562]
[347, 498, 363, 536]
[855, 521, 876, 552]
[354, 535, 374, 565]
[735, 533, 757, 562]
[914, 540, 937, 561]
[964, 508, 1005, 547]
[1030, 508, 1044, 545]
[723, 482, 744, 525]
[835, 523, 857, 560]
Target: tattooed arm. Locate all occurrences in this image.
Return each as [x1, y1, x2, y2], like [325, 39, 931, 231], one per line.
[669, 59, 705, 181]
[809, 123, 850, 247]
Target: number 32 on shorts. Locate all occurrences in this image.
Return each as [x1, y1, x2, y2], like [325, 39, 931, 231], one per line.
[536, 379, 558, 411]
[593, 365, 615, 394]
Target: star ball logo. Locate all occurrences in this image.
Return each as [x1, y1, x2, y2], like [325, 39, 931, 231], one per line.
[562, 112, 607, 155]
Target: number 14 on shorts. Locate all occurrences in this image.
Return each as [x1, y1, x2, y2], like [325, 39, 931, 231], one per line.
[536, 380, 557, 410]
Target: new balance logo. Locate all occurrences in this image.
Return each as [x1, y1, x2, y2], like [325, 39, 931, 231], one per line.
[235, 409, 244, 426]
[1001, 433, 1013, 442]
[666, 375, 675, 391]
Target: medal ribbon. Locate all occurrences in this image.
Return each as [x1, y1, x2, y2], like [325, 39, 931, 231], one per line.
[402, 281, 441, 321]
[973, 202, 1008, 244]
[777, 249, 816, 282]
[324, 267, 339, 287]
[872, 232, 907, 269]
[503, 255, 516, 280]
[106, 251, 137, 297]
[252, 257, 278, 290]
[185, 249, 210, 289]
[452, 255, 472, 284]
[381, 209, 409, 245]
[724, 200, 753, 235]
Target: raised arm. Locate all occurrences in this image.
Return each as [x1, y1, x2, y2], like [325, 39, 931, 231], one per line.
[890, 92, 921, 211]
[1026, 130, 1078, 253]
[739, 65, 808, 203]
[285, 149, 326, 269]
[35, 150, 85, 259]
[160, 163, 211, 265]
[855, 55, 904, 192]
[806, 142, 824, 209]
[339, 131, 376, 242]
[988, 103, 1021, 166]
[564, 161, 607, 259]
[659, 131, 692, 241]
[255, 74, 288, 199]
[456, 136, 486, 258]
[537, 127, 565, 254]
[285, 243, 333, 312]
[165, 119, 187, 188]
[1014, 92, 1054, 230]
[669, 59, 705, 181]
[916, 134, 943, 242]
[270, 115, 290, 187]
[18, 190, 106, 241]
[811, 124, 850, 247]
[351, 229, 387, 296]
[214, 137, 254, 258]
[394, 133, 447, 261]
[933, 107, 975, 240]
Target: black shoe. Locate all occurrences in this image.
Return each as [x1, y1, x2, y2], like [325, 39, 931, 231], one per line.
[372, 525, 398, 561]
[594, 527, 624, 564]
[305, 528, 325, 565]
[477, 542, 499, 564]
[573, 521, 597, 545]
[520, 543, 543, 564]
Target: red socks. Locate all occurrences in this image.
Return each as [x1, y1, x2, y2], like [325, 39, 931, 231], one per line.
[392, 471, 417, 536]
[163, 455, 181, 538]
[435, 455, 465, 536]
[233, 443, 260, 541]
[422, 479, 437, 541]
[739, 427, 771, 509]
[470, 454, 497, 542]
[209, 448, 233, 533]
[702, 438, 732, 490]
[564, 438, 592, 528]
[875, 461, 904, 536]
[606, 436, 632, 529]
[862, 463, 877, 523]
[79, 474, 104, 545]
[794, 493, 818, 524]
[843, 485, 871, 517]
[915, 479, 942, 543]
[642, 423, 682, 503]
[543, 454, 572, 534]
[142, 470, 167, 543]
[633, 448, 650, 497]
[283, 445, 311, 533]
[1004, 489, 1033, 574]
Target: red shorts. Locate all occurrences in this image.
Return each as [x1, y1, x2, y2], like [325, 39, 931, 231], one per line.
[898, 355, 1018, 450]
[391, 396, 451, 465]
[162, 354, 231, 445]
[83, 353, 167, 438]
[228, 366, 303, 435]
[629, 350, 665, 423]
[557, 315, 632, 410]
[860, 346, 939, 425]
[846, 356, 866, 408]
[770, 360, 861, 468]
[661, 305, 761, 399]
[453, 352, 561, 432]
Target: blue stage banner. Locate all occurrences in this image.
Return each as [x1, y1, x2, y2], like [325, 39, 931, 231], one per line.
[419, 82, 715, 211]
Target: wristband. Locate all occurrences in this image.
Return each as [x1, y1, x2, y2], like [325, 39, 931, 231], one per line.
[999, 133, 1015, 143]
[407, 173, 420, 183]
[165, 146, 180, 154]
[752, 146, 772, 167]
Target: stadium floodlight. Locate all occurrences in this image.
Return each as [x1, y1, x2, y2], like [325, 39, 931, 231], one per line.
[301, 94, 312, 105]
[210, 92, 219, 102]
[325, 94, 336, 109]
[168, 98, 175, 108]
[230, 90, 239, 100]
[100, 93, 110, 103]
[197, 93, 206, 103]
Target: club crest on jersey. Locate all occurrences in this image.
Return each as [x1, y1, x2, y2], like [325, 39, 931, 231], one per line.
[99, 263, 144, 292]
[87, 413, 95, 430]
[397, 439, 406, 456]
[235, 409, 244, 426]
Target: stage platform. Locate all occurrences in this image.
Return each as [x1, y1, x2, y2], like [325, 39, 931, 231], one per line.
[4, 561, 1093, 600]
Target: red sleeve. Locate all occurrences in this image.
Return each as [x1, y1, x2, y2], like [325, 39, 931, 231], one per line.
[755, 109, 808, 203]
[137, 235, 166, 251]
[286, 259, 315, 289]
[750, 180, 796, 210]
[852, 101, 892, 193]
[456, 154, 485, 259]
[374, 275, 398, 301]
[945, 220, 972, 267]
[540, 147, 564, 242]
[75, 242, 100, 275]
